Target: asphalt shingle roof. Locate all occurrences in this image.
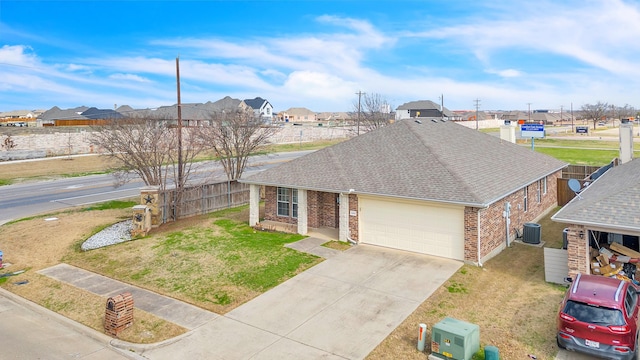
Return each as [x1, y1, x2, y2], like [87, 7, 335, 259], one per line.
[552, 158, 640, 231]
[242, 120, 567, 206]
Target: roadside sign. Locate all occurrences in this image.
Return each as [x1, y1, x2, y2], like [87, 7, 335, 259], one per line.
[521, 123, 545, 138]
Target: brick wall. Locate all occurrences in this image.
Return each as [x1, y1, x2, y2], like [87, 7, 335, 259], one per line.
[264, 187, 339, 228]
[349, 194, 359, 241]
[466, 170, 562, 263]
[566, 225, 589, 278]
[464, 207, 479, 262]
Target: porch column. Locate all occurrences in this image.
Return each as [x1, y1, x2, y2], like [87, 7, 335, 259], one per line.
[249, 184, 260, 226]
[339, 193, 349, 242]
[567, 225, 589, 278]
[297, 189, 308, 235]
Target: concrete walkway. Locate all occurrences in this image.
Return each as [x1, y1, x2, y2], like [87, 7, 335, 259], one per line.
[37, 241, 461, 359]
[38, 263, 218, 330]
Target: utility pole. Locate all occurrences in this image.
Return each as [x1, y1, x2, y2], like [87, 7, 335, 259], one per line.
[560, 105, 563, 124]
[356, 91, 365, 135]
[527, 103, 532, 123]
[571, 102, 574, 133]
[176, 57, 183, 191]
[440, 94, 444, 121]
[474, 98, 481, 130]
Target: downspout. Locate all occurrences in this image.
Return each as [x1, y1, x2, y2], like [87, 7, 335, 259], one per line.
[504, 202, 511, 248]
[477, 209, 483, 267]
[344, 190, 358, 245]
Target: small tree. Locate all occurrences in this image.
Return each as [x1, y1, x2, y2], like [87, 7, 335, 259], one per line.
[2, 135, 16, 150]
[195, 109, 280, 180]
[90, 116, 204, 190]
[581, 101, 609, 130]
[350, 93, 393, 134]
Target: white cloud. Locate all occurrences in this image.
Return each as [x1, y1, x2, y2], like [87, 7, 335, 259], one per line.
[0, 45, 38, 67]
[486, 69, 522, 78]
[109, 73, 151, 83]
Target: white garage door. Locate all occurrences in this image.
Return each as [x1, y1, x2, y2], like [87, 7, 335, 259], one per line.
[359, 196, 465, 260]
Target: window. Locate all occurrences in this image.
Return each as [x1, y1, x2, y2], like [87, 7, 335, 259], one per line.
[292, 189, 298, 218]
[277, 187, 290, 216]
[537, 180, 542, 204]
[523, 186, 528, 212]
[563, 300, 624, 325]
[277, 187, 298, 218]
[543, 177, 548, 195]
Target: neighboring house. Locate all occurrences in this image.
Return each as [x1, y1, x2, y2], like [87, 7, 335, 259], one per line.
[552, 158, 640, 278]
[316, 112, 352, 122]
[0, 110, 42, 119]
[395, 100, 456, 121]
[279, 107, 317, 122]
[244, 97, 273, 122]
[129, 96, 247, 126]
[241, 120, 567, 264]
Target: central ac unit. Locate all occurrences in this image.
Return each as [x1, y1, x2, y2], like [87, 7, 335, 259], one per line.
[430, 317, 480, 360]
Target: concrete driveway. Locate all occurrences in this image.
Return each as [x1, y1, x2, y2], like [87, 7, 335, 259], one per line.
[141, 244, 461, 360]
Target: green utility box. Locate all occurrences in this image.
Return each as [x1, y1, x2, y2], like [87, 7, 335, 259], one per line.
[430, 317, 480, 360]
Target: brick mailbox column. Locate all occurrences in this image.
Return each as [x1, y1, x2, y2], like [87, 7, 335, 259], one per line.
[104, 292, 134, 337]
[140, 186, 161, 226]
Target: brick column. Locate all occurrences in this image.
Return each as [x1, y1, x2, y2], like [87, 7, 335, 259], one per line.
[297, 189, 308, 235]
[140, 186, 160, 227]
[339, 193, 349, 242]
[567, 225, 589, 278]
[249, 184, 260, 226]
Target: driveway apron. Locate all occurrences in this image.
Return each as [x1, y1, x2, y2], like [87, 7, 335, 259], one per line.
[143, 244, 461, 360]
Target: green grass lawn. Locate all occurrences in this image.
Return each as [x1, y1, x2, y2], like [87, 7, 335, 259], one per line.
[62, 206, 321, 314]
[534, 147, 621, 166]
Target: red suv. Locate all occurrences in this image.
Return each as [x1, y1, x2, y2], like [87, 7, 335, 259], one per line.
[558, 273, 640, 360]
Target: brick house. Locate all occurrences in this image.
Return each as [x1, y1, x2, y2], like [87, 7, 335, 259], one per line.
[241, 120, 566, 264]
[552, 157, 640, 277]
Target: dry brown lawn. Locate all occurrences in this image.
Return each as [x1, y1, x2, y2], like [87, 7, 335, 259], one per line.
[0, 155, 114, 183]
[0, 208, 187, 343]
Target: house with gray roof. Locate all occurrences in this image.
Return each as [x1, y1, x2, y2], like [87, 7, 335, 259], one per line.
[244, 97, 273, 123]
[395, 100, 456, 121]
[241, 120, 567, 264]
[552, 157, 640, 277]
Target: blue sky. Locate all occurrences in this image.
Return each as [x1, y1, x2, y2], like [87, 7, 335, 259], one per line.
[1, 0, 640, 113]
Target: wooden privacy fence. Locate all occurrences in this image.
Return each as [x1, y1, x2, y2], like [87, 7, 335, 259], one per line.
[557, 161, 616, 206]
[562, 164, 601, 180]
[157, 180, 250, 224]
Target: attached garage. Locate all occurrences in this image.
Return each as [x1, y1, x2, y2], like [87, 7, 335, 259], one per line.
[358, 196, 465, 260]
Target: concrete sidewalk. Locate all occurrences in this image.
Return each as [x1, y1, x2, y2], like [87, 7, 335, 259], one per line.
[38, 263, 218, 330]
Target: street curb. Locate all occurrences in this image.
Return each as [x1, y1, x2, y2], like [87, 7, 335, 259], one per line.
[0, 287, 168, 360]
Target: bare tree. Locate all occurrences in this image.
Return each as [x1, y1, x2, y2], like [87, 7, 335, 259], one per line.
[350, 93, 393, 134]
[195, 109, 280, 180]
[615, 104, 635, 123]
[2, 135, 16, 150]
[90, 116, 204, 190]
[581, 101, 609, 130]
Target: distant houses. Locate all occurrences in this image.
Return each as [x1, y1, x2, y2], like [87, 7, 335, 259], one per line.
[1, 97, 588, 128]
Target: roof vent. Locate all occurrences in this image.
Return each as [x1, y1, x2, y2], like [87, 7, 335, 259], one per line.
[415, 119, 422, 124]
[431, 119, 438, 123]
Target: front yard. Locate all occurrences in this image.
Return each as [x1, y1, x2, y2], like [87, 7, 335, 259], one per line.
[0, 203, 321, 343]
[0, 201, 571, 358]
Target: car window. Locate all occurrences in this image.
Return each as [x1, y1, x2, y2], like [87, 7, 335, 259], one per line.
[564, 300, 625, 325]
[625, 287, 638, 315]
